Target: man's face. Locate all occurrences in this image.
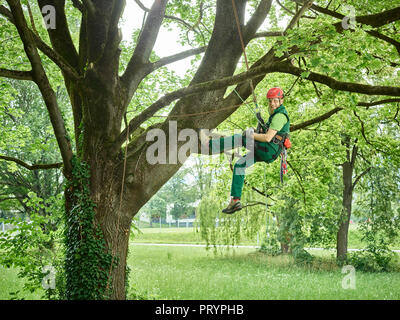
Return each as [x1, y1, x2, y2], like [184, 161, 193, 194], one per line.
[268, 98, 283, 114]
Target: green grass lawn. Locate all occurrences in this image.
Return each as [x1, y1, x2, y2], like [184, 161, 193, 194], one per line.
[131, 225, 400, 250]
[128, 245, 400, 300]
[2, 224, 400, 300]
[0, 266, 44, 300]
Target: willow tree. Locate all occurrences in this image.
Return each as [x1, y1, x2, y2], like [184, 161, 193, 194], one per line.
[1, 0, 400, 299]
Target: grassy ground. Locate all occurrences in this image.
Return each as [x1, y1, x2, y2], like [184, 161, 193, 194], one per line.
[131, 224, 400, 250]
[127, 245, 400, 300]
[1, 224, 399, 300]
[0, 266, 43, 300]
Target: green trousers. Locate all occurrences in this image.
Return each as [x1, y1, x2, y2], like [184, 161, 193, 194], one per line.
[207, 134, 281, 198]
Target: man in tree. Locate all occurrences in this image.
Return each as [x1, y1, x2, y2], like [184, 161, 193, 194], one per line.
[200, 87, 290, 214]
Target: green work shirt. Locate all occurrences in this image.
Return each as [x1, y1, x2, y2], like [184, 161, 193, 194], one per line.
[269, 113, 288, 131]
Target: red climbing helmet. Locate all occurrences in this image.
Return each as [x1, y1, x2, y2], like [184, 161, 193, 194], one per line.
[267, 87, 284, 99]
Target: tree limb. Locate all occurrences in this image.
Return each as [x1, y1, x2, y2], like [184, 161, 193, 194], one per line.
[121, 0, 168, 97]
[0, 4, 13, 21]
[149, 46, 207, 72]
[274, 62, 400, 96]
[0, 155, 63, 170]
[358, 98, 400, 107]
[243, 0, 273, 41]
[291, 99, 400, 131]
[284, 0, 314, 32]
[6, 0, 73, 177]
[252, 31, 285, 39]
[352, 167, 372, 190]
[350, 140, 358, 168]
[0, 68, 33, 81]
[0, 4, 80, 81]
[31, 31, 81, 81]
[37, 0, 80, 72]
[291, 107, 343, 131]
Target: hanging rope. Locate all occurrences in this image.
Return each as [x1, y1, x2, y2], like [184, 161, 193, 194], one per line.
[231, 0, 272, 220]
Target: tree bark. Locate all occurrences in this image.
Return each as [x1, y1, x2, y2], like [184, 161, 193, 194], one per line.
[336, 136, 358, 261]
[337, 162, 353, 261]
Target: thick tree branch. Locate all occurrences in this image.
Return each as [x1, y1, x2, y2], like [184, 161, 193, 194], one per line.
[148, 46, 207, 72]
[6, 0, 73, 177]
[126, 0, 167, 64]
[121, 0, 168, 97]
[243, 0, 273, 41]
[291, 99, 400, 131]
[37, 1, 79, 70]
[0, 4, 80, 81]
[31, 32, 81, 81]
[291, 107, 343, 131]
[275, 62, 400, 96]
[0, 155, 63, 170]
[0, 68, 33, 81]
[364, 30, 400, 54]
[252, 31, 285, 39]
[0, 4, 13, 21]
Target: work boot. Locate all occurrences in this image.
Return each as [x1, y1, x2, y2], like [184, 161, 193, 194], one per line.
[222, 198, 242, 214]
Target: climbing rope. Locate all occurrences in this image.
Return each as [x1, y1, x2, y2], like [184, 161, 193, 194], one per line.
[231, 0, 273, 222]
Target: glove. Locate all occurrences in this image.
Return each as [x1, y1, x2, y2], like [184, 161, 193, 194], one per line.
[242, 128, 254, 138]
